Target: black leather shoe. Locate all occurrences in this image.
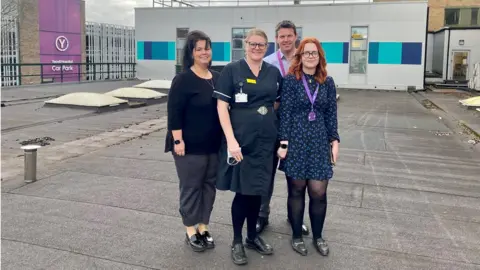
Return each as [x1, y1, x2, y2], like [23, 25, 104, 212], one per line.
[313, 238, 329, 256]
[302, 224, 310, 236]
[291, 238, 308, 256]
[245, 236, 274, 255]
[185, 233, 206, 252]
[256, 217, 269, 234]
[231, 243, 248, 265]
[200, 231, 215, 249]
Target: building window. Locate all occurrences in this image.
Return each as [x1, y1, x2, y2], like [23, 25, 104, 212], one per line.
[232, 28, 252, 61]
[472, 8, 479, 25]
[445, 9, 460, 25]
[176, 28, 189, 65]
[349, 26, 368, 74]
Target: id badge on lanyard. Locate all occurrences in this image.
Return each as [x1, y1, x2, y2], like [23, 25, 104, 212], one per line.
[235, 82, 248, 103]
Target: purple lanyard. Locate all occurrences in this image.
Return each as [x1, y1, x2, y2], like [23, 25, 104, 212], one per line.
[302, 74, 319, 121]
[276, 50, 286, 77]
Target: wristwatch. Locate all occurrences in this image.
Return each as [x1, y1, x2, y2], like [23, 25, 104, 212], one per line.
[174, 139, 182, 145]
[280, 143, 288, 149]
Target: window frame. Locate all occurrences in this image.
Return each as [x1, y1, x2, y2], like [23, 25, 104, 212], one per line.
[231, 27, 253, 62]
[176, 27, 189, 65]
[349, 26, 369, 75]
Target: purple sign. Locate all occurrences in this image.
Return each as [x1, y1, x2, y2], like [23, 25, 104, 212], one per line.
[38, 0, 82, 82]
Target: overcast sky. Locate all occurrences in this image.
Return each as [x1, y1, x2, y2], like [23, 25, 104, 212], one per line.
[84, 0, 371, 27]
[85, 0, 151, 27]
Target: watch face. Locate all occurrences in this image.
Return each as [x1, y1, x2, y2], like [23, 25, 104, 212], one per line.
[280, 144, 288, 149]
[174, 140, 181, 145]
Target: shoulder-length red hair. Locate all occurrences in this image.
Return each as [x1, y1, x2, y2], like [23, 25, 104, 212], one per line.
[288, 37, 328, 84]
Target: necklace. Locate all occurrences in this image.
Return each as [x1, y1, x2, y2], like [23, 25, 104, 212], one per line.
[192, 66, 215, 89]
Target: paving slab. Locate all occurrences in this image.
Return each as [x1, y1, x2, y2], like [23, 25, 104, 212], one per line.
[2, 89, 480, 269]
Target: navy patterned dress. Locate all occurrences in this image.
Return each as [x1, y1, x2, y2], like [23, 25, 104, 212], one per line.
[278, 73, 340, 181]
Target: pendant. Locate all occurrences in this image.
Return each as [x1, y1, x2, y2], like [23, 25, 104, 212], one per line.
[309, 79, 312, 83]
[308, 111, 316, 121]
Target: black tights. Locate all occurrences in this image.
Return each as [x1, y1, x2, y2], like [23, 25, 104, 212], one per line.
[231, 193, 262, 244]
[287, 176, 329, 240]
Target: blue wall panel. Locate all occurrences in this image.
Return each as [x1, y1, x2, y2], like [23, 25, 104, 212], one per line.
[342, 42, 349, 64]
[212, 42, 231, 62]
[143, 41, 152, 60]
[401, 42, 422, 65]
[369, 42, 422, 65]
[137, 41, 175, 60]
[368, 42, 379, 64]
[266, 42, 276, 58]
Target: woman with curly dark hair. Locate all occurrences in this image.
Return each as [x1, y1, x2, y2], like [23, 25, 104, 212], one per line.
[277, 37, 340, 256]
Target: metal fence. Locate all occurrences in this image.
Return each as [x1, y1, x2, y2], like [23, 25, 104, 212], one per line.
[86, 22, 136, 81]
[1, 15, 20, 87]
[1, 62, 136, 86]
[153, 0, 374, 7]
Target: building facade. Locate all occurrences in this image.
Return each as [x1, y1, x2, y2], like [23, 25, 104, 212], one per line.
[374, 0, 480, 31]
[135, 2, 428, 91]
[0, 0, 136, 87]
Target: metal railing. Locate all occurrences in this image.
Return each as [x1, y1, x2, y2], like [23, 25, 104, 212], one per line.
[1, 62, 136, 86]
[153, 0, 375, 7]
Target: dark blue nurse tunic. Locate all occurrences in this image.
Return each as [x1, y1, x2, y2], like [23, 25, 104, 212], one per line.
[212, 59, 283, 196]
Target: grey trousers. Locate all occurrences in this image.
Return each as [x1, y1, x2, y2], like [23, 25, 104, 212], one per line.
[173, 153, 218, 227]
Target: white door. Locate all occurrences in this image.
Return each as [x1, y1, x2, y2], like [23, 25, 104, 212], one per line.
[450, 50, 470, 81]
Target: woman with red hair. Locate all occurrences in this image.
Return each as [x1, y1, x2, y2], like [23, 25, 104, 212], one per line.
[276, 37, 340, 256]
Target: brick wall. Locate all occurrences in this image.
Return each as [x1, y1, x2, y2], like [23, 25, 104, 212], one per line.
[374, 0, 480, 31]
[18, 0, 40, 85]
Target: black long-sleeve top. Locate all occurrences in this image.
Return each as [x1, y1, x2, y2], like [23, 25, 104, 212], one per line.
[164, 69, 222, 155]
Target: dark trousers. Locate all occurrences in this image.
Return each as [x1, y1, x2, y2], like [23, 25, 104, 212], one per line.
[259, 142, 280, 218]
[173, 153, 218, 227]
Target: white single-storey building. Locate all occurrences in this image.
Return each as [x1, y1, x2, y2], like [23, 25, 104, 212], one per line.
[135, 1, 428, 91]
[426, 26, 480, 83]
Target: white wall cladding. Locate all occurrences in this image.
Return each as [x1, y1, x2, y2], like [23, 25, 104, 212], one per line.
[135, 2, 428, 90]
[86, 22, 136, 81]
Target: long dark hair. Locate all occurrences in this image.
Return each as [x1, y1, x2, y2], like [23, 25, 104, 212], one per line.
[182, 30, 212, 71]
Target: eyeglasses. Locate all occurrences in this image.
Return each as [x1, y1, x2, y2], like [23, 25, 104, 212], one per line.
[247, 42, 267, 49]
[301, 51, 320, 58]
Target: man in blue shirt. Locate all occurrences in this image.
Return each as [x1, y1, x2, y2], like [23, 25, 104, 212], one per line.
[257, 20, 309, 236]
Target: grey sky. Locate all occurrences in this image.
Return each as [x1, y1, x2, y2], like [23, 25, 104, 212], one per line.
[85, 0, 151, 27]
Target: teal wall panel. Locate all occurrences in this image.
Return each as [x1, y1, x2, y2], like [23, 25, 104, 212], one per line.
[321, 42, 349, 64]
[137, 41, 175, 60]
[211, 42, 230, 62]
[137, 41, 144, 60]
[369, 42, 422, 65]
[378, 42, 402, 64]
